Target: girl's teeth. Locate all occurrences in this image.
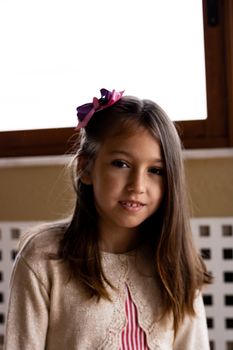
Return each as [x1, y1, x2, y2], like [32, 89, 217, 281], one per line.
[123, 202, 141, 207]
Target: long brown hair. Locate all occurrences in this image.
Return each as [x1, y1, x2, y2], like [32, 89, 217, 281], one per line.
[58, 96, 211, 335]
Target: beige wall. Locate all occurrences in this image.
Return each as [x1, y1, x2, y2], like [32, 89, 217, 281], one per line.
[0, 155, 233, 221]
[0, 163, 75, 221]
[185, 157, 233, 217]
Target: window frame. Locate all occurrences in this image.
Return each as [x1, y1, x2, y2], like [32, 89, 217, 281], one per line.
[177, 0, 233, 149]
[1, 0, 233, 157]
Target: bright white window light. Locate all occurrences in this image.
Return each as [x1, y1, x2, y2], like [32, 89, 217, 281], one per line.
[0, 0, 206, 131]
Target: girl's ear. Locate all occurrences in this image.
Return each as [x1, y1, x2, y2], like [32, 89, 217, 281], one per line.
[77, 155, 93, 185]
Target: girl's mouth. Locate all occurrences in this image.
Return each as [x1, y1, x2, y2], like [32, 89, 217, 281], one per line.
[119, 201, 145, 211]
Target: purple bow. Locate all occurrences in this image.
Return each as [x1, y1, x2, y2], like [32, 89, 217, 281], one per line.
[76, 88, 124, 129]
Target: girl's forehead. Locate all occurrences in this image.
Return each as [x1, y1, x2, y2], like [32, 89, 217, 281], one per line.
[100, 127, 162, 159]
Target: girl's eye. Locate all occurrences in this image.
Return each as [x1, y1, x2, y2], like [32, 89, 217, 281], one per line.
[111, 160, 129, 168]
[149, 167, 164, 176]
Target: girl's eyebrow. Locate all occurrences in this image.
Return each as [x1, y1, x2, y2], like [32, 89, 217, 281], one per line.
[108, 150, 164, 164]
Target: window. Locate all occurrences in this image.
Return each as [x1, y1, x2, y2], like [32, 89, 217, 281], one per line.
[0, 0, 207, 131]
[179, 0, 233, 149]
[0, 0, 233, 157]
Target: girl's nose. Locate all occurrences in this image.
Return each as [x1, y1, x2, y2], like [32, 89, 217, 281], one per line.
[127, 171, 145, 194]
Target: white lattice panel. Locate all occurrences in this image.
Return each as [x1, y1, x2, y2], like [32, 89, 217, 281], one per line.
[0, 219, 233, 350]
[191, 218, 233, 350]
[0, 221, 42, 347]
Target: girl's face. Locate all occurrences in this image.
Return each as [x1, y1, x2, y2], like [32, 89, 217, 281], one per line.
[84, 126, 164, 252]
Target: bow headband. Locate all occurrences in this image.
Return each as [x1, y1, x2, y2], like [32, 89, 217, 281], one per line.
[76, 88, 124, 129]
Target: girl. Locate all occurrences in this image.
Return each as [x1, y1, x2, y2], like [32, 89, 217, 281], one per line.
[4, 89, 211, 349]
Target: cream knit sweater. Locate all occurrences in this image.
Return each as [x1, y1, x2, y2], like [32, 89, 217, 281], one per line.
[4, 225, 210, 350]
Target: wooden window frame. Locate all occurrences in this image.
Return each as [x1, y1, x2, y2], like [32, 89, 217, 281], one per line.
[178, 0, 233, 149]
[1, 0, 233, 157]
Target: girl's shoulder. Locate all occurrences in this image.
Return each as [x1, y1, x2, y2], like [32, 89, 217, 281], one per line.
[9, 221, 70, 298]
[18, 220, 68, 261]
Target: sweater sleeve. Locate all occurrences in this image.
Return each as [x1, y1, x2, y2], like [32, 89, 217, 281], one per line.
[4, 255, 49, 350]
[173, 292, 210, 350]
